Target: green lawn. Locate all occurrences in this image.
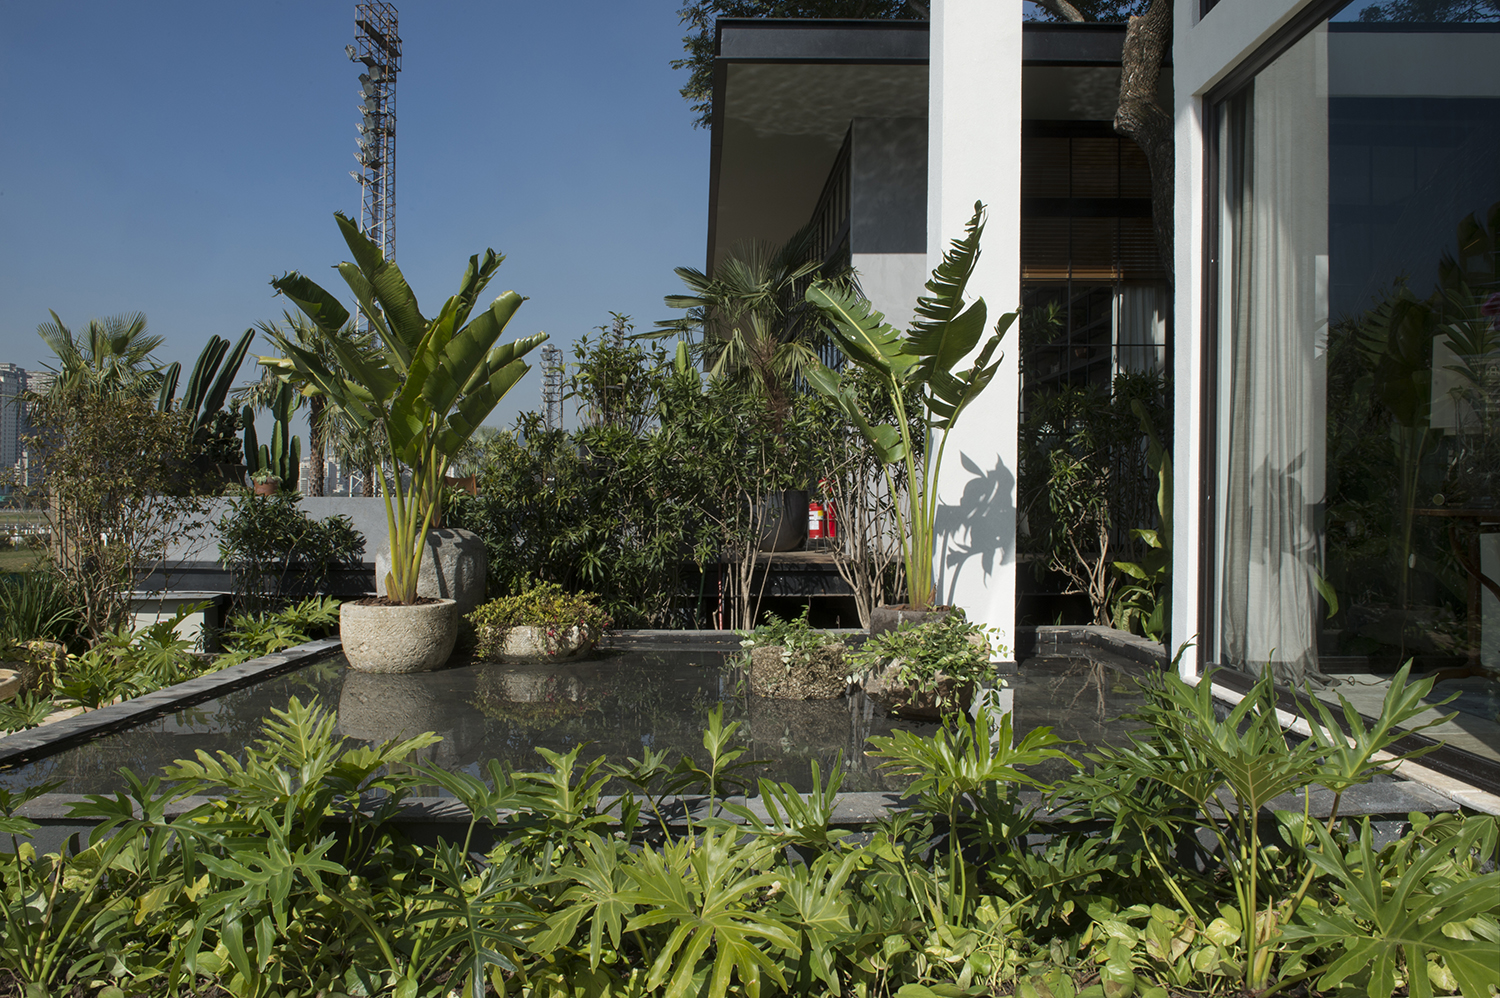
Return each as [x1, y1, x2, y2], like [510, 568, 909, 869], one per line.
[0, 546, 44, 573]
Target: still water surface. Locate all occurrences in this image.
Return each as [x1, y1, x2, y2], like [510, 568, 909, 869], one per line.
[1, 648, 1145, 795]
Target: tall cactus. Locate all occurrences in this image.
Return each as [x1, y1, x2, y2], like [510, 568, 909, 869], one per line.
[246, 381, 303, 490]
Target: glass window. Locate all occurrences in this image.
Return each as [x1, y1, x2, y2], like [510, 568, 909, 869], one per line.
[1209, 13, 1500, 754]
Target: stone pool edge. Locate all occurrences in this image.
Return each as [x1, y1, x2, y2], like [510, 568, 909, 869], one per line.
[0, 637, 343, 770]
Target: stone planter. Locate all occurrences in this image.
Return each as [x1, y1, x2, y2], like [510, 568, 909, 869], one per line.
[868, 604, 954, 637]
[748, 644, 849, 700]
[337, 670, 450, 742]
[478, 624, 601, 662]
[863, 663, 975, 721]
[340, 598, 458, 673]
[375, 528, 487, 624]
[0, 641, 65, 699]
[756, 489, 809, 552]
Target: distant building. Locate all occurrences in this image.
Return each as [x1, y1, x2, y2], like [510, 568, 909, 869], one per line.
[0, 363, 32, 478]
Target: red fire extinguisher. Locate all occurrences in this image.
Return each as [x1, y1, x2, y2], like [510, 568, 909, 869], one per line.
[808, 499, 825, 540]
[817, 478, 836, 540]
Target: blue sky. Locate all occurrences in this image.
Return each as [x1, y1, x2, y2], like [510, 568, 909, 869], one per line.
[0, 1, 709, 426]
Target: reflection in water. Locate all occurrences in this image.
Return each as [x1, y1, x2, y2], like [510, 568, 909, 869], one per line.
[1, 650, 1147, 796]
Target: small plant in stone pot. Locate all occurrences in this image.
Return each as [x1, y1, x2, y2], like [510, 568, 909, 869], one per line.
[737, 606, 849, 700]
[469, 581, 612, 662]
[847, 611, 1002, 720]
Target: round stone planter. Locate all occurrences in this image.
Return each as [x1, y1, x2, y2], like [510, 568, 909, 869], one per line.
[337, 670, 450, 742]
[375, 528, 488, 622]
[756, 489, 809, 552]
[867, 604, 954, 637]
[748, 644, 849, 700]
[340, 598, 459, 674]
[478, 624, 600, 662]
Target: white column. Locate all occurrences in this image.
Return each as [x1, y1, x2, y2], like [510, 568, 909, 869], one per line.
[928, 0, 1023, 656]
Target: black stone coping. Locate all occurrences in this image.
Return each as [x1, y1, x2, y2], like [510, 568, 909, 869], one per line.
[0, 638, 342, 771]
[1016, 625, 1169, 671]
[9, 780, 1458, 859]
[602, 628, 868, 652]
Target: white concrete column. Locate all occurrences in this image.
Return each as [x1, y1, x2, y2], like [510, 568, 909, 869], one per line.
[927, 0, 1023, 655]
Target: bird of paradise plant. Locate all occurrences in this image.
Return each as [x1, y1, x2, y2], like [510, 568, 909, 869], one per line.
[803, 201, 1015, 609]
[260, 213, 546, 603]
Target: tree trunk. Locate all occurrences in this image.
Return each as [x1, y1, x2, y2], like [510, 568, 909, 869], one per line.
[308, 395, 326, 497]
[1114, 0, 1175, 287]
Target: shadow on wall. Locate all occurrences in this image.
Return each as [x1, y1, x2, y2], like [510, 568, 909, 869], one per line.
[936, 451, 1016, 608]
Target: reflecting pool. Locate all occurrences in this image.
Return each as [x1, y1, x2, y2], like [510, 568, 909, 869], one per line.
[1, 647, 1147, 795]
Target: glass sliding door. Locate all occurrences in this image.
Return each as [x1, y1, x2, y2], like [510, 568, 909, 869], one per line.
[1208, 9, 1500, 746]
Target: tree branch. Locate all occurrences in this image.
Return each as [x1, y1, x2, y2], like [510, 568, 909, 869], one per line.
[1114, 0, 1174, 285]
[1033, 0, 1088, 22]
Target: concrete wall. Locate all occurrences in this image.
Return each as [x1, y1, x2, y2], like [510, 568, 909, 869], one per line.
[929, 0, 1023, 656]
[850, 115, 929, 331]
[160, 496, 391, 570]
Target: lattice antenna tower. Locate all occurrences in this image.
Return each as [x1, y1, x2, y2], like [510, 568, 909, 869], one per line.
[346, 2, 401, 270]
[541, 345, 565, 433]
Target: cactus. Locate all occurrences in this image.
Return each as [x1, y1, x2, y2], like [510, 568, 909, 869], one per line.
[159, 329, 254, 464]
[245, 381, 302, 489]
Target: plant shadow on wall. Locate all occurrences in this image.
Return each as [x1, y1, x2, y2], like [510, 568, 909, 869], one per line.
[1325, 203, 1500, 670]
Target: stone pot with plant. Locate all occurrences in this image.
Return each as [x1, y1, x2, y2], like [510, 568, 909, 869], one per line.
[262, 212, 545, 674]
[848, 610, 1001, 720]
[738, 607, 848, 700]
[250, 468, 281, 496]
[804, 202, 1015, 623]
[469, 581, 611, 662]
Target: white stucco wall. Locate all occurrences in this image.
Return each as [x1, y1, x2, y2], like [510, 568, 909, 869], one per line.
[852, 252, 929, 332]
[928, 0, 1022, 655]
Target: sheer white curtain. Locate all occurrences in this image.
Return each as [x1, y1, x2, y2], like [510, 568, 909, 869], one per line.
[1217, 28, 1330, 682]
[1114, 285, 1167, 373]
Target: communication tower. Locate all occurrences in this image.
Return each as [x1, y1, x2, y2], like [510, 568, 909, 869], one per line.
[541, 345, 564, 433]
[346, 3, 401, 265]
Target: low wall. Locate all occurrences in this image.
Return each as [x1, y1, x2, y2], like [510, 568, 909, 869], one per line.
[159, 497, 393, 571]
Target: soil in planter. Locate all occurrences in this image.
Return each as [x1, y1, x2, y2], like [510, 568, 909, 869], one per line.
[353, 596, 446, 607]
[749, 644, 848, 700]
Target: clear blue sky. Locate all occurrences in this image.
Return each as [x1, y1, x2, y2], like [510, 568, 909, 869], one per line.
[0, 1, 708, 426]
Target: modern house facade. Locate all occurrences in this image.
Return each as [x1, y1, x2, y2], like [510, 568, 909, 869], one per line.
[706, 1, 1500, 753]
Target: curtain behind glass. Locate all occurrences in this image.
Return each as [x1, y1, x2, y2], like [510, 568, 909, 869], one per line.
[1217, 28, 1330, 683]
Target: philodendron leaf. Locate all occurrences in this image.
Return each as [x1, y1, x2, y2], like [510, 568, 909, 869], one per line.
[1283, 816, 1500, 998]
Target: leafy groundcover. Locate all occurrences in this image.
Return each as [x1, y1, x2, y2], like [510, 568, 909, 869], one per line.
[1, 663, 1496, 998]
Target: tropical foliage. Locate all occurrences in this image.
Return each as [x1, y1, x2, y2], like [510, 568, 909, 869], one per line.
[4, 662, 1494, 997]
[803, 201, 1015, 609]
[260, 213, 546, 603]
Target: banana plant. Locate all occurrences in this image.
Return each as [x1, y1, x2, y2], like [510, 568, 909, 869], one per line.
[803, 201, 1016, 609]
[261, 212, 546, 603]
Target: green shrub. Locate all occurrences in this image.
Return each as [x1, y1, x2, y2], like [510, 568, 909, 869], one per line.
[468, 581, 612, 658]
[737, 605, 837, 672]
[846, 610, 1002, 699]
[217, 492, 363, 612]
[0, 571, 83, 650]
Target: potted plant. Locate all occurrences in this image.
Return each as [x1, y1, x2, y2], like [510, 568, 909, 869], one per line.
[803, 202, 1015, 623]
[250, 468, 281, 496]
[847, 611, 1002, 720]
[737, 606, 848, 700]
[469, 581, 611, 662]
[261, 212, 546, 673]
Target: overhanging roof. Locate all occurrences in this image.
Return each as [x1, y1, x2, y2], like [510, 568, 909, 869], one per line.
[706, 19, 1162, 270]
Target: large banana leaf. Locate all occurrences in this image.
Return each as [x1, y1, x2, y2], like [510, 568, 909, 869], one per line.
[803, 283, 916, 380]
[265, 214, 546, 602]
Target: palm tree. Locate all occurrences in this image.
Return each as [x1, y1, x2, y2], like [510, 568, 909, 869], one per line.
[246, 312, 379, 496]
[655, 226, 853, 423]
[35, 311, 165, 397]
